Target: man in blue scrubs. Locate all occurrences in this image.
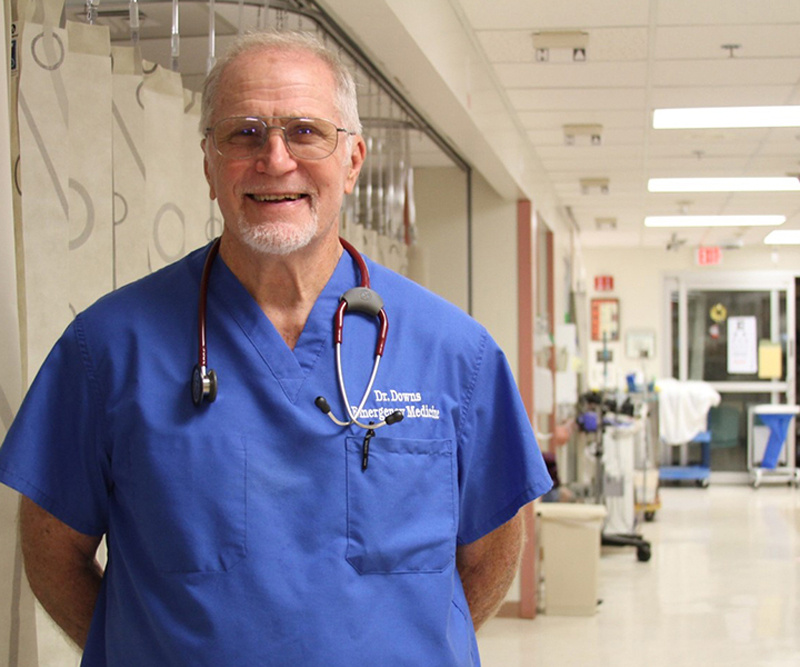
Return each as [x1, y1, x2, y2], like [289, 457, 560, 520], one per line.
[0, 31, 551, 665]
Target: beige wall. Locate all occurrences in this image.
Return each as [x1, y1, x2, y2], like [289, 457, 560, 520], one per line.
[470, 172, 520, 374]
[412, 167, 469, 313]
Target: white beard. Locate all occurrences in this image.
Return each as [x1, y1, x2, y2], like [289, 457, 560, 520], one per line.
[236, 213, 319, 256]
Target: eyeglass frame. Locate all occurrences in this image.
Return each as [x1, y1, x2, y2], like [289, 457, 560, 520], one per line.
[204, 115, 357, 161]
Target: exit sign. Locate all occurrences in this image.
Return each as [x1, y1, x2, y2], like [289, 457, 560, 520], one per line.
[594, 275, 614, 292]
[696, 246, 722, 266]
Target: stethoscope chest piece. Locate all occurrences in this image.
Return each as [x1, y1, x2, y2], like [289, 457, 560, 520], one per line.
[191, 364, 218, 406]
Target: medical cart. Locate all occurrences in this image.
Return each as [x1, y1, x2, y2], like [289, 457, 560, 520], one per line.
[579, 393, 652, 563]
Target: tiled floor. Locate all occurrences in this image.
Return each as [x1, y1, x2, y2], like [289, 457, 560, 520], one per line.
[478, 485, 800, 667]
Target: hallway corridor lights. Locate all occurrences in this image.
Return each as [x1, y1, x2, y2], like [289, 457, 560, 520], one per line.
[648, 177, 800, 192]
[653, 106, 800, 129]
[644, 215, 786, 228]
[763, 230, 800, 244]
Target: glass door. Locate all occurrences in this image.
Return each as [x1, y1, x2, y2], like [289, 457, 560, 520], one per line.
[666, 273, 796, 481]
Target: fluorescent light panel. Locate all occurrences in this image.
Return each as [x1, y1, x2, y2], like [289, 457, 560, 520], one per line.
[645, 215, 785, 228]
[764, 230, 800, 244]
[653, 106, 800, 129]
[648, 177, 800, 192]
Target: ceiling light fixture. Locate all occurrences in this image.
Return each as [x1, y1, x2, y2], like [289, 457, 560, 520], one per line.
[763, 230, 800, 244]
[653, 106, 800, 129]
[644, 215, 785, 228]
[648, 177, 800, 192]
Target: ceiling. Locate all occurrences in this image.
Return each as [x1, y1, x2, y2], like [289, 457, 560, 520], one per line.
[457, 0, 800, 249]
[65, 0, 800, 250]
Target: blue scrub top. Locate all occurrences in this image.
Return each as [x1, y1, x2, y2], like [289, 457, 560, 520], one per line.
[0, 243, 551, 666]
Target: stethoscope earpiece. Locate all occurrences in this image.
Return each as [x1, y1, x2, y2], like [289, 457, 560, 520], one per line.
[314, 396, 332, 415]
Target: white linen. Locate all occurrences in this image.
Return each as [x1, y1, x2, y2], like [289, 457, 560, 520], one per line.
[656, 378, 721, 445]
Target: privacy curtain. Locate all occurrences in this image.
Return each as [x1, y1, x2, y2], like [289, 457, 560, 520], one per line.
[2, 0, 220, 662]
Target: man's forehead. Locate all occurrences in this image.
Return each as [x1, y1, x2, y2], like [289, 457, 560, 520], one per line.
[224, 46, 334, 84]
[213, 48, 339, 122]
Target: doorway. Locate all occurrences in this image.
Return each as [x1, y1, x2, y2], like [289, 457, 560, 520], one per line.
[665, 273, 796, 481]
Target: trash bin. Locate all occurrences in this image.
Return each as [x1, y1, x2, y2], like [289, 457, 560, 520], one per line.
[536, 502, 607, 616]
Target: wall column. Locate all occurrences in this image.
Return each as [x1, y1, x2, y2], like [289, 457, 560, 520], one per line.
[516, 199, 538, 619]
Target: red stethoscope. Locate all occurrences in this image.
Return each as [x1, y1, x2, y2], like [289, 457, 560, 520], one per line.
[191, 237, 403, 432]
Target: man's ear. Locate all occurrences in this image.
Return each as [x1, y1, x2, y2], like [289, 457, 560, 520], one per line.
[343, 135, 367, 195]
[202, 139, 217, 200]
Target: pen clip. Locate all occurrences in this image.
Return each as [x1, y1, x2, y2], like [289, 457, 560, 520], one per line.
[362, 426, 375, 471]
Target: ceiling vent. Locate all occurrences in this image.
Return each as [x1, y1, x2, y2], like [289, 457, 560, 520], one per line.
[580, 177, 609, 195]
[532, 31, 589, 62]
[595, 217, 617, 230]
[564, 124, 603, 146]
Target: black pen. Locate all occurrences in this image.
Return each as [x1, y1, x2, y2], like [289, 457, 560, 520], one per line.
[362, 425, 375, 471]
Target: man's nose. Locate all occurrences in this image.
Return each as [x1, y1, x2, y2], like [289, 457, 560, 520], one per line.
[254, 128, 297, 172]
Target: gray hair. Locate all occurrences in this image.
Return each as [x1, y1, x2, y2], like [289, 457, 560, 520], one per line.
[200, 30, 361, 136]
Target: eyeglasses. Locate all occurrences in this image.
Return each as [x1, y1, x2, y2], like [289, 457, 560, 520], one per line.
[205, 116, 355, 161]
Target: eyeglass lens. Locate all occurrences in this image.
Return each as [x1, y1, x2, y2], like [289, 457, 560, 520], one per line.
[212, 117, 341, 160]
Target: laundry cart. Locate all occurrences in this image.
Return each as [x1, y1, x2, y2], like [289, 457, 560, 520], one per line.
[748, 404, 800, 487]
[656, 379, 720, 486]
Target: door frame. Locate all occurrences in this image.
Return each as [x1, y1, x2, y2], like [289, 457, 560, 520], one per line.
[663, 271, 796, 482]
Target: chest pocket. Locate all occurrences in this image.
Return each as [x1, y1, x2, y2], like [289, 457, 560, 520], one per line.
[345, 436, 456, 574]
[130, 431, 247, 574]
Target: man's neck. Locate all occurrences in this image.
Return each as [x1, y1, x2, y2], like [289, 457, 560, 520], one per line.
[218, 232, 343, 349]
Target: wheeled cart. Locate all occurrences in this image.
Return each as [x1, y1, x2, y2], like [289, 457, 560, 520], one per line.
[748, 404, 800, 488]
[659, 432, 711, 488]
[577, 392, 652, 563]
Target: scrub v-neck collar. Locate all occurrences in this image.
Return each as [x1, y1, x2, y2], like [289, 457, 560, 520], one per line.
[208, 248, 358, 403]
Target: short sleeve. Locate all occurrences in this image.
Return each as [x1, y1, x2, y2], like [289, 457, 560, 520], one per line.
[0, 318, 110, 536]
[456, 333, 552, 545]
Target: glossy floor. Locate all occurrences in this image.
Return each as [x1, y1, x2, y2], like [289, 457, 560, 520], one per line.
[478, 485, 800, 667]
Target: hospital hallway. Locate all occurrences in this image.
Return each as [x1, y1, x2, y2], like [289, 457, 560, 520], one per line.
[477, 485, 800, 667]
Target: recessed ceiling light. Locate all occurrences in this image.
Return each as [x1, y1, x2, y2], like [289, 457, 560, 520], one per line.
[644, 215, 785, 228]
[648, 177, 800, 192]
[653, 106, 800, 129]
[764, 230, 800, 244]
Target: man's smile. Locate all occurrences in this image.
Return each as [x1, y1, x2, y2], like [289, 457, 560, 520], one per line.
[247, 193, 309, 203]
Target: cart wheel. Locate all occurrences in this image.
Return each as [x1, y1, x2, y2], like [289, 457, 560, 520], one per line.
[644, 511, 656, 522]
[636, 544, 652, 562]
[697, 478, 710, 488]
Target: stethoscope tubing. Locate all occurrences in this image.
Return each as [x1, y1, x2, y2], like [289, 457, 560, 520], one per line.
[192, 235, 402, 431]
